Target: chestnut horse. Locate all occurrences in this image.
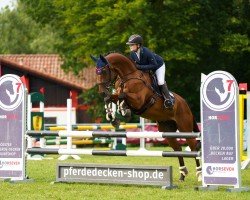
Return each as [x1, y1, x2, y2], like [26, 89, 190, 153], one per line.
[91, 52, 201, 181]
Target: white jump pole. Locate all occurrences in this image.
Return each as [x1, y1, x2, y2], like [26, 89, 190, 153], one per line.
[27, 95, 33, 149]
[139, 117, 146, 150]
[242, 91, 250, 169]
[112, 101, 118, 149]
[27, 95, 32, 131]
[58, 98, 81, 160]
[39, 100, 46, 148]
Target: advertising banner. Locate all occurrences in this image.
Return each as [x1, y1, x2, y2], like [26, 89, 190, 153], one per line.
[57, 163, 173, 188]
[0, 74, 26, 181]
[201, 71, 241, 189]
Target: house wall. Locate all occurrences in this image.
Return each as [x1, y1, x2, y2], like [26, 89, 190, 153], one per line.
[1, 62, 92, 124]
[31, 107, 76, 125]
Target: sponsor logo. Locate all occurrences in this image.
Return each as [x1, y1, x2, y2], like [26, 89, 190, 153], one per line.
[0, 114, 18, 119]
[0, 75, 24, 111]
[206, 165, 234, 175]
[201, 71, 236, 111]
[0, 160, 20, 169]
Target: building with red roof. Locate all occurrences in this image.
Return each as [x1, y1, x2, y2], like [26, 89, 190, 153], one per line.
[0, 54, 97, 124]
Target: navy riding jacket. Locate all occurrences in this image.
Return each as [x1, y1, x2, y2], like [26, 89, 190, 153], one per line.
[130, 46, 164, 72]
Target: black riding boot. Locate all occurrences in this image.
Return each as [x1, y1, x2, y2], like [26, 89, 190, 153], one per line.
[159, 83, 173, 109]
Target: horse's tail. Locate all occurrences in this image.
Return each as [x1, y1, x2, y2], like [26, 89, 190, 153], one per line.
[193, 115, 201, 151]
[192, 115, 200, 132]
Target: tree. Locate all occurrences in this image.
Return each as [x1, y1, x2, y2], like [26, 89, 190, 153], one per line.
[0, 3, 62, 54]
[18, 0, 250, 121]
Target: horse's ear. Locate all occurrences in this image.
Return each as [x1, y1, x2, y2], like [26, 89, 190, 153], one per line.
[90, 55, 98, 62]
[100, 55, 108, 65]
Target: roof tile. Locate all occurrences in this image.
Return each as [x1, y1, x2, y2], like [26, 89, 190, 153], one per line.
[0, 54, 96, 90]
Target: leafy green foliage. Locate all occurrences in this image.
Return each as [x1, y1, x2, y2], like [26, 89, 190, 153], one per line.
[81, 85, 106, 121]
[0, 3, 62, 54]
[4, 0, 250, 121]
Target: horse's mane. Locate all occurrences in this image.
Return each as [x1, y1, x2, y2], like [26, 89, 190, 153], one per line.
[105, 51, 137, 68]
[104, 51, 119, 56]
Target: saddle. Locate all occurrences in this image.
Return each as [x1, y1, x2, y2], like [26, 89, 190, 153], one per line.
[116, 72, 175, 115]
[149, 73, 175, 103]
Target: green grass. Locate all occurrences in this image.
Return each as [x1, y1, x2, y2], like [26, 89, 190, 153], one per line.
[1, 147, 250, 200]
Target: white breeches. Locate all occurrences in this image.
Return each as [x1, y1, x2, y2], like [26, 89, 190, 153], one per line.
[155, 63, 165, 85]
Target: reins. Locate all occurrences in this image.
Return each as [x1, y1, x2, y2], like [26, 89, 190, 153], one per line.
[96, 64, 113, 89]
[97, 54, 155, 99]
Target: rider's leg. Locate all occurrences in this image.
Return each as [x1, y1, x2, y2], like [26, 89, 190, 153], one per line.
[155, 64, 173, 108]
[159, 83, 173, 108]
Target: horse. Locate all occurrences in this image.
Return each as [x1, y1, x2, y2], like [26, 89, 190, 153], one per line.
[91, 52, 201, 182]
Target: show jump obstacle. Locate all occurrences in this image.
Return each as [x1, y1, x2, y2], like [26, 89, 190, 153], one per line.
[0, 74, 28, 182]
[198, 71, 249, 192]
[0, 72, 249, 191]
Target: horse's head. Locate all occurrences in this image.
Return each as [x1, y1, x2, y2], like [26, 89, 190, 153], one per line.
[91, 55, 117, 99]
[90, 54, 121, 127]
[90, 54, 108, 75]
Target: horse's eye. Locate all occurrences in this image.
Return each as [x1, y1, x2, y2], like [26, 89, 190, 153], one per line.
[102, 68, 107, 74]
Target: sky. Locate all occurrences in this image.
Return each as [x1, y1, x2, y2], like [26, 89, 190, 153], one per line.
[0, 0, 17, 10]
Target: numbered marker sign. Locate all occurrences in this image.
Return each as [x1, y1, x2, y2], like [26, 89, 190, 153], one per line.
[0, 74, 26, 180]
[201, 71, 241, 187]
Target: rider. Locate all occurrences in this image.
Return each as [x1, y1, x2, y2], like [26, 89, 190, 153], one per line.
[126, 34, 173, 109]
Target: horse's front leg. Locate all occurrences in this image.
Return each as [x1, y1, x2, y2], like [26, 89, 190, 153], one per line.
[104, 95, 120, 128]
[117, 99, 131, 120]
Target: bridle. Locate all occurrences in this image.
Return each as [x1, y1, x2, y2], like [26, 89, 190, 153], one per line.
[97, 60, 152, 96]
[96, 64, 113, 89]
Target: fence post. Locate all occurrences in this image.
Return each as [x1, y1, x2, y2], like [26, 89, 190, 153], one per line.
[58, 99, 81, 160]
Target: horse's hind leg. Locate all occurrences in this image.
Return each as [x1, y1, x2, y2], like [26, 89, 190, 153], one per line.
[167, 137, 188, 182]
[157, 121, 188, 182]
[186, 138, 202, 181]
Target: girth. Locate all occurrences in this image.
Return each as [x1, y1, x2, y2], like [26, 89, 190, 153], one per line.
[118, 71, 159, 115]
[125, 93, 159, 115]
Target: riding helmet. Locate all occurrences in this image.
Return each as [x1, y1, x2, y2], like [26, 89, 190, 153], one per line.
[126, 34, 143, 45]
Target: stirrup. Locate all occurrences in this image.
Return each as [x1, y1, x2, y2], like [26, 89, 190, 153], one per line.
[164, 99, 173, 109]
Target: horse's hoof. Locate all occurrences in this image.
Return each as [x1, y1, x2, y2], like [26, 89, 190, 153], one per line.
[179, 166, 188, 182]
[124, 109, 131, 119]
[179, 174, 186, 182]
[111, 118, 120, 128]
[196, 166, 202, 182]
[197, 174, 202, 182]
